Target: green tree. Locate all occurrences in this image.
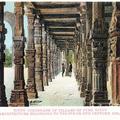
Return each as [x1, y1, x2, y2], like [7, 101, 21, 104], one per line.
[4, 48, 12, 67]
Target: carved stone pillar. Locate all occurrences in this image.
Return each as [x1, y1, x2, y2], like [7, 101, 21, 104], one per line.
[74, 29, 81, 84]
[90, 2, 109, 106]
[52, 40, 55, 79]
[84, 3, 92, 106]
[42, 24, 48, 86]
[84, 38, 92, 106]
[34, 16, 44, 91]
[53, 42, 56, 77]
[108, 3, 120, 105]
[47, 34, 52, 82]
[80, 43, 87, 97]
[80, 21, 87, 98]
[54, 45, 58, 76]
[10, 3, 29, 106]
[0, 2, 8, 106]
[65, 41, 69, 76]
[75, 41, 80, 82]
[57, 48, 61, 74]
[50, 38, 53, 81]
[25, 8, 38, 99]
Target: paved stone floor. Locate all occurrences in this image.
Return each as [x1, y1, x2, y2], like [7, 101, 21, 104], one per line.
[4, 67, 84, 106]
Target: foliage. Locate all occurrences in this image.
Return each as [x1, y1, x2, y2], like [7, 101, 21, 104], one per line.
[4, 48, 12, 67]
[65, 50, 74, 63]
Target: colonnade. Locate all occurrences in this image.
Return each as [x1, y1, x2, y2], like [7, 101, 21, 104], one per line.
[0, 2, 120, 106]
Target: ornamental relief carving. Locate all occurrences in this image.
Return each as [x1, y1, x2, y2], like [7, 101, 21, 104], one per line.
[109, 37, 117, 58]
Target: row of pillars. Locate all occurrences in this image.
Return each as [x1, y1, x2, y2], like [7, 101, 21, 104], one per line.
[0, 2, 62, 106]
[75, 2, 120, 106]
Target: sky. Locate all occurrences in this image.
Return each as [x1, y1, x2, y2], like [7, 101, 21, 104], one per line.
[4, 2, 28, 50]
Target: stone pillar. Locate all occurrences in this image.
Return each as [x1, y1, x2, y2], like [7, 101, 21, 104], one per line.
[0, 2, 8, 106]
[75, 28, 82, 90]
[54, 45, 58, 76]
[42, 24, 48, 86]
[80, 42, 87, 97]
[57, 48, 61, 74]
[65, 41, 69, 76]
[90, 2, 109, 106]
[80, 20, 87, 98]
[108, 3, 120, 105]
[53, 42, 56, 77]
[51, 40, 55, 79]
[84, 3, 92, 106]
[50, 38, 53, 81]
[10, 3, 29, 106]
[47, 34, 52, 82]
[34, 16, 44, 91]
[26, 8, 38, 99]
[84, 39, 92, 105]
[75, 41, 80, 82]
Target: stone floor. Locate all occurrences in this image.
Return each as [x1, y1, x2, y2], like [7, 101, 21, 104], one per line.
[4, 67, 84, 106]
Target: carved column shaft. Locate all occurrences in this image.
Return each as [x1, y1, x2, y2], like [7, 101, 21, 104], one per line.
[80, 20, 87, 98]
[34, 16, 44, 91]
[84, 3, 92, 106]
[47, 34, 52, 82]
[75, 29, 80, 84]
[55, 45, 58, 76]
[80, 40, 87, 97]
[53, 42, 56, 77]
[0, 2, 8, 106]
[90, 2, 109, 106]
[109, 3, 120, 105]
[57, 48, 61, 74]
[50, 39, 53, 80]
[65, 41, 69, 76]
[10, 3, 29, 106]
[51, 40, 55, 79]
[26, 9, 38, 99]
[42, 24, 48, 86]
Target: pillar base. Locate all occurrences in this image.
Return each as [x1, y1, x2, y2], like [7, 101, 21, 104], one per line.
[80, 92, 85, 97]
[91, 91, 110, 106]
[9, 89, 29, 107]
[35, 71, 44, 91]
[49, 78, 52, 82]
[84, 90, 92, 106]
[36, 80, 44, 91]
[80, 80, 86, 97]
[0, 85, 8, 106]
[84, 84, 92, 106]
[43, 81, 49, 86]
[116, 97, 120, 104]
[27, 92, 38, 99]
[43, 71, 49, 86]
[26, 79, 38, 99]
